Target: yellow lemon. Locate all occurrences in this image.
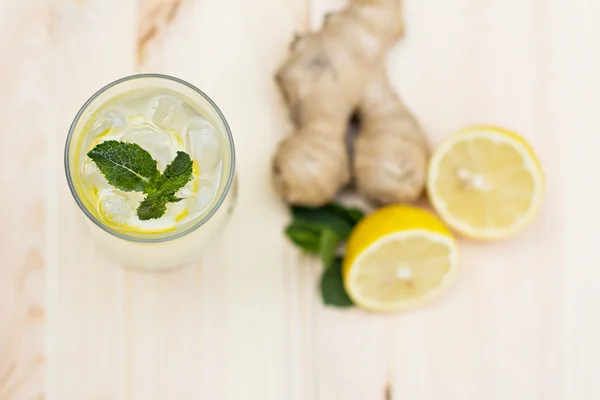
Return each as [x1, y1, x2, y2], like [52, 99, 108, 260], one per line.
[427, 127, 544, 240]
[343, 205, 458, 313]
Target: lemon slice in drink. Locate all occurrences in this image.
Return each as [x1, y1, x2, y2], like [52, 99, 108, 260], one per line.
[427, 127, 544, 240]
[343, 206, 458, 313]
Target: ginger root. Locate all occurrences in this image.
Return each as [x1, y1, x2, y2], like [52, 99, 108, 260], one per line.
[273, 0, 427, 206]
[273, 0, 403, 206]
[354, 68, 427, 205]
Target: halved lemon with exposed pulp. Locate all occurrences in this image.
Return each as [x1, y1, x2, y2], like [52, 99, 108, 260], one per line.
[343, 205, 458, 313]
[427, 127, 544, 240]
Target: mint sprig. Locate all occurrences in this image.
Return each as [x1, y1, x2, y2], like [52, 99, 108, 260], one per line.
[144, 151, 194, 197]
[320, 257, 354, 307]
[87, 140, 193, 220]
[284, 203, 365, 307]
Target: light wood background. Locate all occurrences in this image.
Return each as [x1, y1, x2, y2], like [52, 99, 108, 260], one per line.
[0, 0, 596, 399]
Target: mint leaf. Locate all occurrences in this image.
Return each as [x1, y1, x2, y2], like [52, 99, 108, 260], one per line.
[285, 223, 342, 266]
[149, 151, 193, 195]
[137, 195, 169, 221]
[163, 152, 194, 191]
[88, 141, 194, 220]
[137, 193, 183, 220]
[319, 228, 339, 268]
[320, 257, 354, 307]
[284, 203, 365, 308]
[285, 222, 322, 253]
[87, 141, 158, 192]
[325, 204, 365, 225]
[136, 153, 192, 220]
[291, 205, 353, 239]
[285, 203, 365, 255]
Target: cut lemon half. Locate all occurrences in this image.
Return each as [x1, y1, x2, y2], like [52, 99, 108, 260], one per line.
[427, 127, 544, 240]
[343, 206, 458, 313]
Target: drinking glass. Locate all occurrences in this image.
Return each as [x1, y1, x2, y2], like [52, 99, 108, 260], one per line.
[65, 74, 236, 270]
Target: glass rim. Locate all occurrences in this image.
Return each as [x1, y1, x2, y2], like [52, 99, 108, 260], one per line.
[64, 73, 236, 244]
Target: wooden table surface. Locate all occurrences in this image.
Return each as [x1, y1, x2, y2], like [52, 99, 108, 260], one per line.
[1, 0, 596, 399]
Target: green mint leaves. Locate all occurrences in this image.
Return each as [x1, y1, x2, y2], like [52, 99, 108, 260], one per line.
[87, 141, 158, 192]
[284, 203, 365, 307]
[138, 152, 193, 220]
[144, 151, 194, 197]
[87, 140, 193, 220]
[320, 257, 354, 307]
[137, 193, 182, 221]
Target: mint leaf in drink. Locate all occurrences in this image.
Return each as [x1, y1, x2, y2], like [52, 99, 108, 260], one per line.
[137, 195, 169, 221]
[88, 141, 194, 220]
[145, 151, 193, 196]
[137, 193, 183, 221]
[138, 152, 193, 220]
[87, 140, 158, 192]
[320, 257, 354, 307]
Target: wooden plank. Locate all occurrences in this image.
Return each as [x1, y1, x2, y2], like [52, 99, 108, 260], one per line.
[46, 1, 136, 400]
[303, 2, 391, 399]
[388, 0, 564, 399]
[563, 1, 600, 399]
[0, 2, 52, 399]
[129, 0, 306, 399]
[389, 0, 497, 397]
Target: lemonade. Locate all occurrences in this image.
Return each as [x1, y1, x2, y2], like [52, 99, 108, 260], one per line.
[65, 75, 236, 270]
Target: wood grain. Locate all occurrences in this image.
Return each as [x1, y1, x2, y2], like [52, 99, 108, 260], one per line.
[124, 0, 302, 399]
[137, 0, 182, 63]
[0, 0, 596, 399]
[47, 1, 135, 399]
[562, 1, 600, 399]
[386, 1, 565, 398]
[0, 2, 49, 399]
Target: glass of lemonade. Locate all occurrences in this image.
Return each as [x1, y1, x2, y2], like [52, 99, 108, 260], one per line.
[65, 74, 236, 270]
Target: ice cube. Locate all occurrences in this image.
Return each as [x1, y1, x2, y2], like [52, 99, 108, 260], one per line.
[92, 110, 127, 136]
[185, 116, 214, 132]
[122, 126, 178, 169]
[183, 181, 215, 217]
[167, 198, 186, 217]
[98, 191, 135, 224]
[152, 95, 186, 132]
[185, 122, 221, 172]
[176, 175, 197, 199]
[82, 160, 109, 188]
